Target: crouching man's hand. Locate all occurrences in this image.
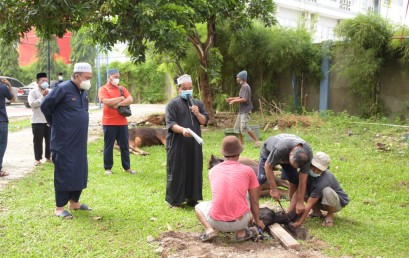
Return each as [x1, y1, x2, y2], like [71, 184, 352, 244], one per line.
[254, 219, 265, 230]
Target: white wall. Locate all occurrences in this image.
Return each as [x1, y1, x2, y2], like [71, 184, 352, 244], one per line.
[275, 0, 409, 43]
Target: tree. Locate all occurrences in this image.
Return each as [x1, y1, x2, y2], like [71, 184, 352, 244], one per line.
[0, 39, 20, 78]
[390, 25, 409, 67]
[70, 30, 97, 65]
[0, 1, 102, 43]
[0, 0, 277, 125]
[334, 14, 393, 117]
[35, 35, 60, 77]
[89, 0, 277, 124]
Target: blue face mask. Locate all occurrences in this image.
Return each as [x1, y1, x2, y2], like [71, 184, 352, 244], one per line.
[41, 82, 50, 89]
[309, 170, 321, 177]
[180, 90, 193, 100]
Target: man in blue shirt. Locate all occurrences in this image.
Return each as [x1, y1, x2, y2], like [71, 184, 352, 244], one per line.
[0, 77, 15, 177]
[41, 63, 93, 219]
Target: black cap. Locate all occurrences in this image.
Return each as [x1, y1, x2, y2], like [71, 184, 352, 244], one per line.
[58, 72, 63, 75]
[36, 72, 47, 80]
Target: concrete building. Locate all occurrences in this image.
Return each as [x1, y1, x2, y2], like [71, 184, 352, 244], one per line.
[274, 0, 409, 42]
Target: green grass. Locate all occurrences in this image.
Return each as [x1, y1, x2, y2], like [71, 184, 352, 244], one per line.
[8, 117, 31, 132]
[0, 112, 408, 257]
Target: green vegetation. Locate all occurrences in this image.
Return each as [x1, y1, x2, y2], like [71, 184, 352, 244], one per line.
[0, 113, 408, 257]
[7, 117, 31, 133]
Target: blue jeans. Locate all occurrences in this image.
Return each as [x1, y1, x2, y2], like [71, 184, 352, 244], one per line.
[0, 122, 8, 171]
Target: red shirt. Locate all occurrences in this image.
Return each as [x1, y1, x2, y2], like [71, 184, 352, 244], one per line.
[209, 160, 259, 221]
[98, 82, 131, 125]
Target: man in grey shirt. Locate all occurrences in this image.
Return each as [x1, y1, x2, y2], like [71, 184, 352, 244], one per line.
[289, 152, 349, 228]
[226, 70, 260, 147]
[258, 133, 313, 214]
[28, 72, 51, 166]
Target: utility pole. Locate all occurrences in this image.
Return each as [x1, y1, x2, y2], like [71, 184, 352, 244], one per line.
[47, 39, 51, 84]
[97, 45, 101, 108]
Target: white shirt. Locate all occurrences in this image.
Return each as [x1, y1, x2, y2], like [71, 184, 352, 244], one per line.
[27, 87, 48, 124]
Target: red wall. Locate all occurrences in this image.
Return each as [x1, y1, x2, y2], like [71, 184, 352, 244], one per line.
[19, 30, 72, 66]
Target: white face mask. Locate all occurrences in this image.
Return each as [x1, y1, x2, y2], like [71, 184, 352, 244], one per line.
[80, 80, 92, 90]
[309, 170, 321, 177]
[77, 74, 92, 90]
[58, 76, 63, 81]
[111, 78, 120, 86]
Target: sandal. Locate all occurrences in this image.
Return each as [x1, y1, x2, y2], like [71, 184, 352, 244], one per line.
[69, 204, 92, 211]
[34, 161, 42, 166]
[55, 210, 74, 220]
[322, 219, 334, 227]
[0, 171, 9, 177]
[235, 226, 257, 242]
[308, 213, 324, 219]
[199, 231, 217, 242]
[125, 169, 137, 174]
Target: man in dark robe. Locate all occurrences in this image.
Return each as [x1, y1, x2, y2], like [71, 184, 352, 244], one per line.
[41, 62, 93, 219]
[165, 74, 208, 208]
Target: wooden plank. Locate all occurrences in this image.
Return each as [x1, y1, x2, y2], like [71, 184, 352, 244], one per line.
[269, 224, 300, 250]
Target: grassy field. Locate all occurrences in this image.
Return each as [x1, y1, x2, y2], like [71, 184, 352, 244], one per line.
[0, 112, 408, 257]
[7, 117, 31, 132]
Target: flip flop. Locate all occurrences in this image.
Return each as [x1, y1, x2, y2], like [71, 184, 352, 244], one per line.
[308, 213, 324, 219]
[70, 204, 92, 211]
[125, 169, 137, 174]
[235, 227, 257, 242]
[322, 219, 334, 227]
[55, 210, 73, 220]
[199, 231, 217, 242]
[0, 171, 9, 177]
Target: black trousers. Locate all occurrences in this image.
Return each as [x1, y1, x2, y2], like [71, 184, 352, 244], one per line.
[32, 123, 51, 161]
[55, 190, 82, 207]
[103, 125, 130, 170]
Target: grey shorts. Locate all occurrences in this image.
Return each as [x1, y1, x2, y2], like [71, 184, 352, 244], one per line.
[234, 113, 251, 134]
[195, 201, 250, 232]
[317, 187, 342, 213]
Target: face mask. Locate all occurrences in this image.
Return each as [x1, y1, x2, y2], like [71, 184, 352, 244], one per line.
[79, 79, 92, 90]
[180, 90, 193, 100]
[58, 76, 63, 81]
[41, 82, 49, 89]
[111, 78, 120, 86]
[309, 170, 321, 177]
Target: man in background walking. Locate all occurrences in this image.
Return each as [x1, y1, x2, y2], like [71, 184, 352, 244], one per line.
[226, 70, 260, 147]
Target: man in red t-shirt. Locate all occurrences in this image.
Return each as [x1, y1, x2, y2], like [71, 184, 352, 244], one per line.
[195, 136, 265, 242]
[98, 68, 136, 175]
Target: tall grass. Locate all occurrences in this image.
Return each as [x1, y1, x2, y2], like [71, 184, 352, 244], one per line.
[0, 113, 408, 257]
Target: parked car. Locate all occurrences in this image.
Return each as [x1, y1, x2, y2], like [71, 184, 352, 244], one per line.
[17, 82, 37, 108]
[0, 76, 24, 105]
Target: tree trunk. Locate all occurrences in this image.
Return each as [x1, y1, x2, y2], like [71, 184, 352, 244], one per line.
[187, 16, 217, 125]
[198, 61, 216, 125]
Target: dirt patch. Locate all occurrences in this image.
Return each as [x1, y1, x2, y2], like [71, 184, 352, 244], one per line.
[153, 230, 329, 258]
[214, 112, 323, 131]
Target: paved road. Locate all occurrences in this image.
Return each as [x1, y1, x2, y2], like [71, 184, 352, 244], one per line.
[0, 104, 166, 189]
[5, 102, 33, 117]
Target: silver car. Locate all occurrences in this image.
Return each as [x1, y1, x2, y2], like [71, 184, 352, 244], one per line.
[17, 81, 37, 108]
[0, 76, 24, 105]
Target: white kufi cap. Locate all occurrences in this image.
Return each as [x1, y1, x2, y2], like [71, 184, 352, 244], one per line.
[177, 74, 192, 86]
[74, 62, 92, 73]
